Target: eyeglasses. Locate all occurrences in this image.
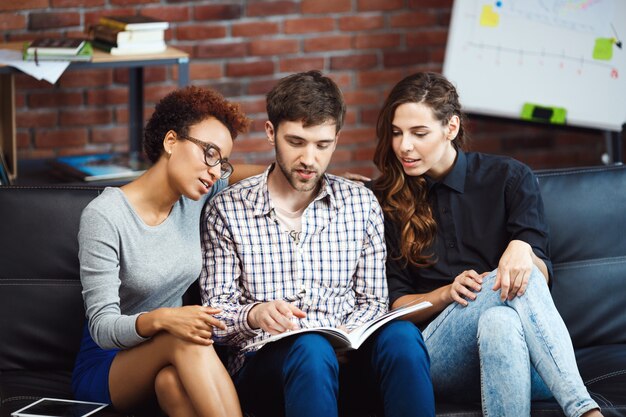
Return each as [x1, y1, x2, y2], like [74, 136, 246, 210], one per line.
[177, 134, 234, 180]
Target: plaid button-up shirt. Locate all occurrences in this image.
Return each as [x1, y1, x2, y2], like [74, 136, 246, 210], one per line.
[199, 166, 388, 375]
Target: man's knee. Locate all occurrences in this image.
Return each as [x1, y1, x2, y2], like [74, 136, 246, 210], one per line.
[372, 321, 429, 364]
[284, 334, 338, 379]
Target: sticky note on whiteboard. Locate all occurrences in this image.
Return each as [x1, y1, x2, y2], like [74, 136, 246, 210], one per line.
[521, 103, 567, 125]
[593, 38, 614, 61]
[479, 5, 500, 27]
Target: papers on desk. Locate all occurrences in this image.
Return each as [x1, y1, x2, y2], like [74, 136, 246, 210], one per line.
[0, 49, 69, 84]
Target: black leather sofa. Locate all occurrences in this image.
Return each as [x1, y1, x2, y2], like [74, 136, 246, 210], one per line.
[1, 165, 625, 417]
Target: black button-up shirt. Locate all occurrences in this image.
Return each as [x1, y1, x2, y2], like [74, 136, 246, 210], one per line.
[383, 150, 552, 309]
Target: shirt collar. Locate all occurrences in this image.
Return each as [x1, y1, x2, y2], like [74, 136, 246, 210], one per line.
[252, 164, 335, 217]
[425, 149, 467, 193]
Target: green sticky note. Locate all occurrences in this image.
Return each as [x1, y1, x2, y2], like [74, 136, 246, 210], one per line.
[593, 38, 613, 61]
[521, 103, 566, 125]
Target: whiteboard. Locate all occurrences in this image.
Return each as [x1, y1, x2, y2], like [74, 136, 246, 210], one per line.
[443, 0, 626, 132]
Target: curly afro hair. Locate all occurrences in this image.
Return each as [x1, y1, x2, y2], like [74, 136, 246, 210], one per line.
[143, 86, 249, 163]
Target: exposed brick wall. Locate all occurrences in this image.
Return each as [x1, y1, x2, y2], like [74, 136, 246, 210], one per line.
[2, 0, 622, 178]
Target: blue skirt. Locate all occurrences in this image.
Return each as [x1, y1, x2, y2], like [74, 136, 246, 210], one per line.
[72, 324, 119, 404]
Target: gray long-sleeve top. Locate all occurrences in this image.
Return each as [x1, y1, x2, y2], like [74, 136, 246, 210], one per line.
[78, 184, 224, 350]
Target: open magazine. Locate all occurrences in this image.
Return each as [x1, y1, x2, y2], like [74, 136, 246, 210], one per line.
[246, 300, 432, 351]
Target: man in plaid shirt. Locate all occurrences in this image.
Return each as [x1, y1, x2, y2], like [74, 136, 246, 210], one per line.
[200, 71, 434, 417]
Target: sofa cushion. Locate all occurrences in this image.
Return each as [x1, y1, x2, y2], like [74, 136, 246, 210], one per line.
[536, 166, 626, 349]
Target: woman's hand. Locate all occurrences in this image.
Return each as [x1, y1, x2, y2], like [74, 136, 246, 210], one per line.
[447, 269, 486, 306]
[493, 240, 534, 301]
[143, 306, 227, 346]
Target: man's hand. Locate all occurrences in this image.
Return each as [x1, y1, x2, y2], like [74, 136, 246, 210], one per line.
[493, 240, 535, 301]
[447, 269, 487, 306]
[248, 300, 306, 335]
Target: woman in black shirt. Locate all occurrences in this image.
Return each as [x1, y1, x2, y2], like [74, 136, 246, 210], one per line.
[372, 72, 601, 417]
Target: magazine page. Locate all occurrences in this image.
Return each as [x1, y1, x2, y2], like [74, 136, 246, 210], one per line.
[346, 300, 432, 349]
[245, 326, 351, 350]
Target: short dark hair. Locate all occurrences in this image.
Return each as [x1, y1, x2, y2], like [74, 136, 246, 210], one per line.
[143, 86, 249, 163]
[266, 70, 346, 134]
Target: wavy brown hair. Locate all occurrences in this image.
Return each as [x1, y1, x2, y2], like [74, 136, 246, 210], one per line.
[373, 72, 468, 267]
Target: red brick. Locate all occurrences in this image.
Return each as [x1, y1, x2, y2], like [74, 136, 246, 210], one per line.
[249, 39, 299, 56]
[343, 90, 380, 106]
[91, 126, 128, 144]
[0, 13, 26, 30]
[14, 74, 52, 90]
[279, 57, 325, 73]
[409, 0, 453, 8]
[303, 35, 352, 52]
[429, 46, 446, 63]
[355, 33, 401, 49]
[232, 21, 279, 37]
[0, 0, 47, 12]
[190, 63, 223, 80]
[357, 69, 404, 87]
[246, 1, 297, 17]
[86, 88, 128, 105]
[28, 12, 80, 30]
[344, 109, 357, 125]
[226, 61, 274, 77]
[383, 49, 429, 67]
[358, 0, 403, 12]
[148, 7, 189, 22]
[330, 54, 377, 70]
[354, 145, 376, 160]
[239, 98, 267, 115]
[144, 85, 177, 104]
[194, 4, 242, 20]
[16, 131, 31, 149]
[390, 11, 438, 28]
[52, 0, 103, 6]
[29, 92, 83, 108]
[195, 42, 246, 59]
[360, 107, 380, 124]
[205, 81, 244, 97]
[338, 127, 376, 145]
[16, 110, 58, 128]
[59, 69, 113, 88]
[338, 15, 384, 31]
[407, 30, 448, 47]
[112, 67, 166, 84]
[327, 72, 352, 89]
[14, 92, 26, 109]
[229, 137, 273, 154]
[176, 24, 226, 41]
[284, 17, 334, 34]
[61, 109, 113, 126]
[301, 0, 351, 14]
[35, 128, 88, 149]
[110, 0, 158, 5]
[248, 78, 279, 95]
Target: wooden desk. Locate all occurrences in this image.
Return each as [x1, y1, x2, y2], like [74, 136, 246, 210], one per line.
[0, 42, 189, 180]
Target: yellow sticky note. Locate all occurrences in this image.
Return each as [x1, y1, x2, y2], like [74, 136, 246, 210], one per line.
[480, 5, 500, 27]
[592, 38, 613, 61]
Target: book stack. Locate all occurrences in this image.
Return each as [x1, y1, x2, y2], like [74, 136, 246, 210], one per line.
[23, 38, 93, 62]
[91, 15, 169, 56]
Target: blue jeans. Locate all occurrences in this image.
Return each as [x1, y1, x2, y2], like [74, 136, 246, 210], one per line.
[423, 267, 599, 417]
[235, 320, 434, 417]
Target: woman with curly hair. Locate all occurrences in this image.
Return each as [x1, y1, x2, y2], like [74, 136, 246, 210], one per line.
[72, 86, 249, 417]
[372, 72, 602, 417]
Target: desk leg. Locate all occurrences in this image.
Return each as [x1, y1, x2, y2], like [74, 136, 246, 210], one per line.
[128, 67, 144, 156]
[612, 130, 624, 164]
[178, 57, 189, 87]
[0, 73, 16, 180]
